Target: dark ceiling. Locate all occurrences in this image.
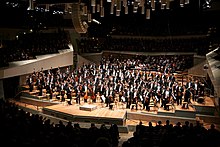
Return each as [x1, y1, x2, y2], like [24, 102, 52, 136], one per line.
[0, 0, 219, 36]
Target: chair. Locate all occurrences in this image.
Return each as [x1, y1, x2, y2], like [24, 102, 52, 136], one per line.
[118, 101, 126, 109]
[130, 104, 136, 110]
[64, 98, 71, 106]
[197, 96, 205, 103]
[138, 102, 144, 110]
[182, 101, 189, 109]
[96, 93, 101, 103]
[166, 103, 174, 111]
[61, 94, 68, 105]
[72, 96, 77, 104]
[71, 91, 77, 104]
[109, 103, 116, 110]
[130, 101, 143, 110]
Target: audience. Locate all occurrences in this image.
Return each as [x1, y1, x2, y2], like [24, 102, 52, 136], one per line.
[0, 99, 120, 147]
[0, 2, 219, 147]
[122, 120, 220, 147]
[0, 30, 70, 68]
[78, 36, 210, 55]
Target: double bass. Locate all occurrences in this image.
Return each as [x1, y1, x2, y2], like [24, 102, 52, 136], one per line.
[89, 85, 96, 102]
[91, 91, 96, 101]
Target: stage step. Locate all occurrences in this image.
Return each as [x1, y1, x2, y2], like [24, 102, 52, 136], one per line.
[19, 96, 59, 107]
[127, 111, 197, 125]
[194, 104, 216, 115]
[196, 114, 220, 124]
[175, 109, 196, 118]
[157, 107, 175, 116]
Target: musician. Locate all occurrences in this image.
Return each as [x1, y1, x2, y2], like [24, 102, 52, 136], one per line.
[83, 84, 88, 102]
[60, 89, 65, 102]
[91, 84, 96, 103]
[199, 81, 205, 96]
[49, 87, 53, 100]
[107, 95, 114, 109]
[143, 94, 150, 111]
[38, 84, 43, 96]
[101, 94, 106, 103]
[79, 84, 84, 97]
[121, 94, 126, 105]
[185, 79, 193, 89]
[75, 87, 81, 104]
[28, 76, 34, 92]
[168, 73, 175, 82]
[125, 88, 132, 109]
[96, 84, 101, 95]
[100, 83, 105, 95]
[161, 87, 171, 110]
[175, 83, 184, 106]
[155, 89, 162, 104]
[45, 83, 51, 97]
[66, 85, 72, 105]
[182, 87, 191, 109]
[192, 80, 199, 101]
[131, 96, 139, 110]
[118, 90, 123, 102]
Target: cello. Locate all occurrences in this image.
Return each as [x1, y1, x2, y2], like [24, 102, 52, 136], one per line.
[83, 89, 88, 103]
[91, 90, 96, 102]
[90, 85, 95, 101]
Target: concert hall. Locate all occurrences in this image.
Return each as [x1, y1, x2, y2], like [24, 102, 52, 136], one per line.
[0, 0, 220, 146]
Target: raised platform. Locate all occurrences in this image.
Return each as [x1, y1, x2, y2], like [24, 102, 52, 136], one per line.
[175, 105, 196, 118]
[12, 94, 217, 128]
[79, 104, 97, 111]
[42, 103, 127, 126]
[127, 111, 198, 125]
[192, 96, 216, 115]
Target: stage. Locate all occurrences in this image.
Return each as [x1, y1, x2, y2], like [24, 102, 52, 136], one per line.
[42, 103, 127, 126]
[10, 94, 218, 127]
[38, 95, 216, 126]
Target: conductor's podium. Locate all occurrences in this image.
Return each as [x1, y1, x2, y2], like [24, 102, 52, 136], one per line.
[79, 104, 97, 111]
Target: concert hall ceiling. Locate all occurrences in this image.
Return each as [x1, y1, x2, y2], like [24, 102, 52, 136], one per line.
[0, 0, 219, 35]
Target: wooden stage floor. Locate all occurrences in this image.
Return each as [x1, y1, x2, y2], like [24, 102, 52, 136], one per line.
[43, 102, 127, 125]
[10, 95, 218, 127]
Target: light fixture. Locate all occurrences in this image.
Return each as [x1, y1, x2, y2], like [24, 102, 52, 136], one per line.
[27, 0, 34, 10]
[92, 19, 101, 24]
[32, 0, 192, 34]
[85, 0, 190, 19]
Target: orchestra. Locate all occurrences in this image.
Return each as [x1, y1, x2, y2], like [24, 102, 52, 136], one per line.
[26, 55, 205, 110]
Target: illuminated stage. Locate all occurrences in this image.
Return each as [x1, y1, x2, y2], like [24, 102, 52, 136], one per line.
[42, 102, 127, 126]
[12, 94, 217, 127]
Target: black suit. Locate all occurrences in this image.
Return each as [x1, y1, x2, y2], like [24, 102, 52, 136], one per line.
[182, 88, 191, 109]
[66, 87, 72, 105]
[176, 86, 183, 105]
[75, 88, 81, 104]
